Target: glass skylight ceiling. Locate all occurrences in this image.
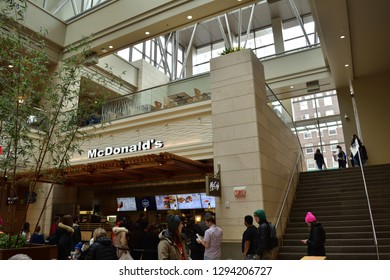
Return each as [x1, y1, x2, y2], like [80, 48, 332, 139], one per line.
[30, 0, 111, 22]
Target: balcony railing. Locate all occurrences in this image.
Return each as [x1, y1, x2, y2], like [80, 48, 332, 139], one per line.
[99, 74, 211, 123]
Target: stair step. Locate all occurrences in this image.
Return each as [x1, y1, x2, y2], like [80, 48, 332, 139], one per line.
[278, 164, 390, 260]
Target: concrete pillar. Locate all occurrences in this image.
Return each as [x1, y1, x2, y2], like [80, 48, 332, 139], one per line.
[210, 49, 300, 259]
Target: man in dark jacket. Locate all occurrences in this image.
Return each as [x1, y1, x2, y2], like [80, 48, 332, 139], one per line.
[253, 209, 271, 260]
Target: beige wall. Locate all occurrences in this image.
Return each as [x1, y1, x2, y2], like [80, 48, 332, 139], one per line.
[210, 49, 301, 252]
[352, 72, 390, 164]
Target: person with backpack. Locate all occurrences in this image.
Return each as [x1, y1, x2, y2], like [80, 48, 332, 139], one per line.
[335, 145, 347, 168]
[253, 209, 272, 260]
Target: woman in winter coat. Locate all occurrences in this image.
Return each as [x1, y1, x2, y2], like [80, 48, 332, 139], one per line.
[80, 227, 117, 260]
[113, 222, 132, 260]
[300, 212, 326, 256]
[157, 215, 190, 260]
[55, 215, 74, 260]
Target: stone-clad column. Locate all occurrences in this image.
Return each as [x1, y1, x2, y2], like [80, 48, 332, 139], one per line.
[210, 49, 300, 255]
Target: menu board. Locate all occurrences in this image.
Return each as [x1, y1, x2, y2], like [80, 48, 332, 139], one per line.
[135, 196, 157, 211]
[176, 193, 202, 209]
[200, 193, 216, 209]
[155, 194, 177, 210]
[116, 197, 137, 211]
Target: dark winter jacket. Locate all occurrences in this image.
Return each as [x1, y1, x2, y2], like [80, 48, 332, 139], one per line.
[307, 223, 326, 256]
[83, 237, 117, 260]
[55, 222, 74, 260]
[254, 221, 271, 256]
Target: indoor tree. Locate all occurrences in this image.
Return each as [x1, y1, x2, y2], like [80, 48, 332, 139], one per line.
[0, 0, 120, 248]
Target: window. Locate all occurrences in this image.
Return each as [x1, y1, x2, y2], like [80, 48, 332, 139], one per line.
[307, 159, 316, 170]
[304, 131, 312, 139]
[325, 110, 334, 116]
[300, 101, 308, 110]
[305, 144, 314, 154]
[301, 114, 309, 120]
[317, 130, 324, 137]
[328, 128, 337, 136]
[318, 142, 325, 152]
[314, 112, 321, 118]
[324, 96, 333, 106]
[330, 140, 339, 151]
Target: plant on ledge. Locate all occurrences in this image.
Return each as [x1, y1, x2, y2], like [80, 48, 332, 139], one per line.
[220, 46, 244, 55]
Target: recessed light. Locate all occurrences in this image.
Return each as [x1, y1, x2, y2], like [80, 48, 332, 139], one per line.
[8, 64, 14, 68]
[345, 64, 349, 67]
[340, 35, 346, 39]
[108, 45, 114, 49]
[101, 48, 108, 53]
[187, 15, 192, 20]
[290, 85, 294, 89]
[145, 31, 150, 35]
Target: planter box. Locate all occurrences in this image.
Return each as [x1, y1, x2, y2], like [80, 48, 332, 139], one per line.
[0, 244, 58, 260]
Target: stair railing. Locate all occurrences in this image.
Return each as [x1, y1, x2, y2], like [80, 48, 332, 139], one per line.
[356, 150, 380, 260]
[275, 152, 303, 246]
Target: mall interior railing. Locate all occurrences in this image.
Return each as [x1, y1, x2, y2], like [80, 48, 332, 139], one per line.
[99, 73, 211, 123]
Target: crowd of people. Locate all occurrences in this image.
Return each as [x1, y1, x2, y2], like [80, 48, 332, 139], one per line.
[314, 134, 368, 170]
[3, 209, 326, 260]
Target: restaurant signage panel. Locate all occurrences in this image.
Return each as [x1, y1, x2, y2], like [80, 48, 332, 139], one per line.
[87, 139, 164, 159]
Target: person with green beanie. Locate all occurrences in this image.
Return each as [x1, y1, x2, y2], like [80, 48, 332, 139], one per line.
[253, 209, 272, 260]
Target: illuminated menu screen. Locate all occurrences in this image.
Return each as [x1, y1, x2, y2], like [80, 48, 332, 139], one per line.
[200, 193, 216, 209]
[116, 197, 137, 211]
[176, 193, 202, 209]
[155, 194, 177, 210]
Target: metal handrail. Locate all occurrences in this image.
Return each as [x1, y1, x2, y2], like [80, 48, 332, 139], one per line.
[274, 152, 303, 245]
[355, 148, 380, 259]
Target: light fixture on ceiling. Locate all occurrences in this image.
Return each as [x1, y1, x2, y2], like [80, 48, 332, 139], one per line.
[290, 85, 294, 89]
[8, 64, 13, 68]
[340, 35, 346, 39]
[145, 31, 150, 35]
[345, 64, 349, 67]
[108, 45, 113, 49]
[187, 15, 192, 20]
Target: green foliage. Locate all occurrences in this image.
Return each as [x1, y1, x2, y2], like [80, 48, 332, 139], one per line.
[220, 46, 244, 55]
[0, 234, 27, 249]
[0, 0, 120, 246]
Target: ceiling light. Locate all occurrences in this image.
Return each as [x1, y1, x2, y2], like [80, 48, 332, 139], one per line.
[340, 35, 346, 39]
[145, 31, 150, 35]
[187, 15, 192, 19]
[290, 85, 294, 89]
[108, 45, 113, 49]
[8, 64, 13, 68]
[345, 64, 349, 67]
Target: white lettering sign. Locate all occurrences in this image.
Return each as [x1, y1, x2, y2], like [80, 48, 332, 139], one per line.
[87, 139, 164, 159]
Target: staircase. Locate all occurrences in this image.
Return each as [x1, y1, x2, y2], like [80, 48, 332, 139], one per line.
[278, 163, 390, 260]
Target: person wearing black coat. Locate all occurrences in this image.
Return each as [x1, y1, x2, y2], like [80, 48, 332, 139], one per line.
[80, 227, 117, 260]
[314, 149, 325, 170]
[55, 215, 74, 260]
[253, 209, 271, 260]
[300, 212, 326, 256]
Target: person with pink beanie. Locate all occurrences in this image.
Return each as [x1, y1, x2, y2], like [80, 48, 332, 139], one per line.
[300, 212, 326, 257]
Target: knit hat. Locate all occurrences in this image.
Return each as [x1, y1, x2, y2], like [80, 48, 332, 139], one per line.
[305, 212, 316, 223]
[166, 214, 181, 232]
[253, 209, 266, 221]
[74, 242, 83, 251]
